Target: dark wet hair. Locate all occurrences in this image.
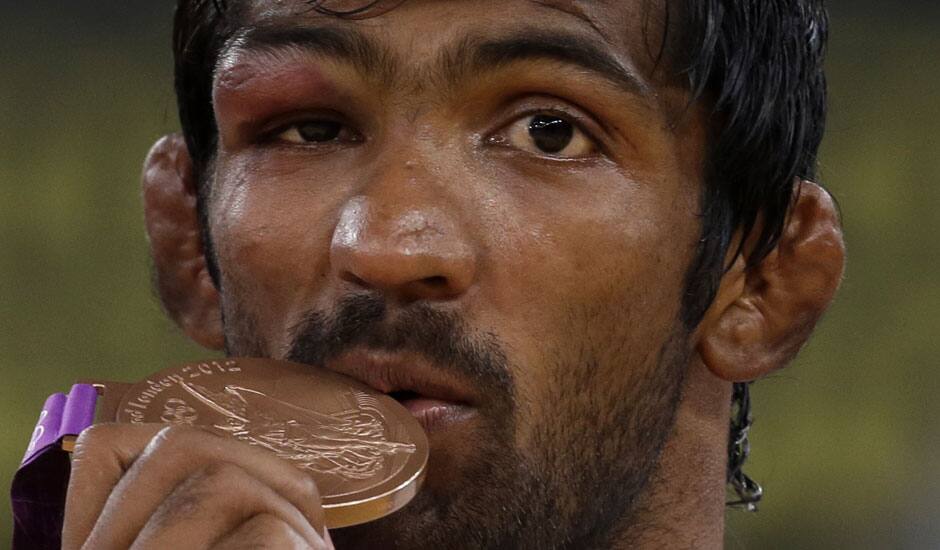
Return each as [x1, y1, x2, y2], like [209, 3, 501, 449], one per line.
[172, 0, 829, 510]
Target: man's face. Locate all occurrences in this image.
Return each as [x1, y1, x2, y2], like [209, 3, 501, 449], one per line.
[206, 0, 707, 546]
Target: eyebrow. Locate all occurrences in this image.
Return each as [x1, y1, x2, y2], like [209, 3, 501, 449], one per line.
[222, 24, 391, 80]
[471, 31, 651, 97]
[222, 23, 651, 98]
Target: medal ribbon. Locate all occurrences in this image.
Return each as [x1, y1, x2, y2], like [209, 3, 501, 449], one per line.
[11, 384, 98, 550]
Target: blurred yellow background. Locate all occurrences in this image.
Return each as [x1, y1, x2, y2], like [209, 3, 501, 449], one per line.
[1, 2, 937, 547]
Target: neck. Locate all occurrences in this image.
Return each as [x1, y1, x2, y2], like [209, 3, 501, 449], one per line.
[614, 361, 732, 549]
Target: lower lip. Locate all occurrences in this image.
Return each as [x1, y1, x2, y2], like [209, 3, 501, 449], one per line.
[398, 398, 476, 433]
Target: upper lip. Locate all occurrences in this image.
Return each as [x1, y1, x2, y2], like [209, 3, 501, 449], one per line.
[323, 348, 477, 406]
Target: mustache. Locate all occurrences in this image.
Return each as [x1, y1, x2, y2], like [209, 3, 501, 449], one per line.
[286, 293, 514, 396]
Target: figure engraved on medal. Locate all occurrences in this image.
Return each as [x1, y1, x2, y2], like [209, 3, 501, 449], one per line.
[177, 381, 417, 481]
[113, 358, 428, 526]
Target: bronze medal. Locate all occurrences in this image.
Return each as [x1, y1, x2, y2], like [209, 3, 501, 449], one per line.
[88, 358, 428, 528]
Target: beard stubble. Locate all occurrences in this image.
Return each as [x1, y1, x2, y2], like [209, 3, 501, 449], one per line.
[222, 292, 690, 549]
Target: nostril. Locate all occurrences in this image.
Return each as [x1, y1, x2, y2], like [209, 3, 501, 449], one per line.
[422, 276, 448, 288]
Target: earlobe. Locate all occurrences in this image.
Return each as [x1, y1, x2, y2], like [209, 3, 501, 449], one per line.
[697, 181, 846, 382]
[142, 134, 224, 350]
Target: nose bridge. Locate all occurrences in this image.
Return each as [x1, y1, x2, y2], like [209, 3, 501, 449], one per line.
[329, 154, 477, 303]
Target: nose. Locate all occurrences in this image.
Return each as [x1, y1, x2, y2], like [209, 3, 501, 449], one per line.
[329, 189, 477, 304]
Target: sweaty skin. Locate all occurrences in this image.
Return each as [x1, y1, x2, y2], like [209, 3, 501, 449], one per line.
[62, 1, 845, 548]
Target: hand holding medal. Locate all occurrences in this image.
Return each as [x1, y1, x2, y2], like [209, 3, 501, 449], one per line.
[13, 358, 428, 549]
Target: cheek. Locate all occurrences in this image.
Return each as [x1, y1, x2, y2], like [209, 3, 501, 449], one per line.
[484, 171, 699, 450]
[209, 159, 340, 354]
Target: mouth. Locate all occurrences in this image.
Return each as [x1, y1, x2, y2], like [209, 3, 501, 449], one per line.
[323, 349, 478, 433]
[385, 389, 476, 433]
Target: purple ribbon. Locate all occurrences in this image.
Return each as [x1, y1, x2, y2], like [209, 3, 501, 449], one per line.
[12, 384, 98, 550]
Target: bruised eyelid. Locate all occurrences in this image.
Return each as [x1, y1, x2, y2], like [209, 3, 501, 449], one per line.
[214, 63, 340, 110]
[213, 63, 354, 148]
[214, 43, 340, 90]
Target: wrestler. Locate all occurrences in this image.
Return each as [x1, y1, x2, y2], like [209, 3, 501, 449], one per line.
[61, 1, 844, 548]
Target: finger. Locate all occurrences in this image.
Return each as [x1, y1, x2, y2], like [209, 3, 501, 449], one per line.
[62, 423, 169, 550]
[128, 462, 325, 549]
[211, 514, 331, 550]
[83, 424, 324, 549]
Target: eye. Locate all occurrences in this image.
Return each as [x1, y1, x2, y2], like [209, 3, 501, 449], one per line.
[500, 113, 596, 158]
[273, 119, 359, 145]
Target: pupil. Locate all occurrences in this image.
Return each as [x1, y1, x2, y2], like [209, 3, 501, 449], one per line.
[528, 115, 573, 153]
[298, 120, 341, 142]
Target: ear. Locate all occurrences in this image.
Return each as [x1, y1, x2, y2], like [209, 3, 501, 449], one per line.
[696, 181, 846, 382]
[142, 134, 224, 350]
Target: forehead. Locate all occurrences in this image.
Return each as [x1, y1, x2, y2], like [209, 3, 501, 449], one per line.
[230, 0, 671, 77]
[241, 0, 634, 24]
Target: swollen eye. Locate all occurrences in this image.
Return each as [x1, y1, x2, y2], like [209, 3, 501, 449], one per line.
[278, 120, 343, 144]
[505, 113, 595, 158]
